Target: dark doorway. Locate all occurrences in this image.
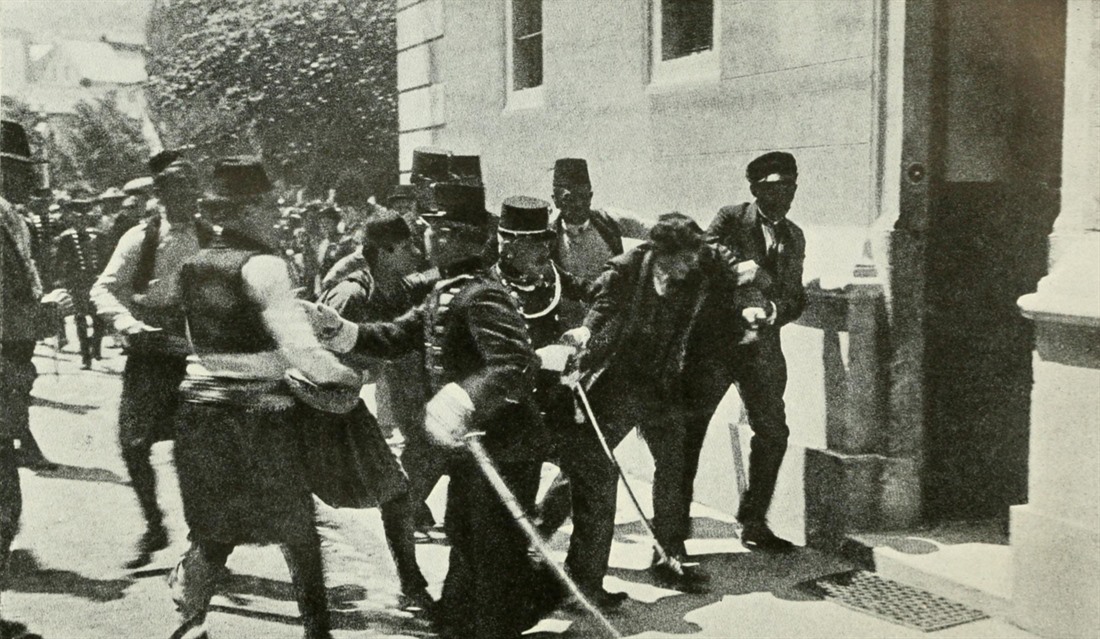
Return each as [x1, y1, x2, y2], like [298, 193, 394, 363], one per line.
[919, 0, 1066, 521]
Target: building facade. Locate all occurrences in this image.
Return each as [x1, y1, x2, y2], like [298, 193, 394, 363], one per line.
[397, 2, 1098, 636]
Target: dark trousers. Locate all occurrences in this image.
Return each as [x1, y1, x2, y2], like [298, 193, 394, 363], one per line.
[723, 332, 790, 524]
[0, 341, 43, 459]
[173, 531, 330, 639]
[437, 458, 557, 639]
[555, 373, 721, 590]
[0, 440, 21, 588]
[118, 353, 188, 530]
[379, 493, 428, 594]
[74, 313, 106, 366]
[399, 428, 449, 528]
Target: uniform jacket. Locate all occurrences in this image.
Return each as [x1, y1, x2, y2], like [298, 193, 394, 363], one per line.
[706, 202, 806, 328]
[350, 266, 544, 460]
[580, 243, 756, 400]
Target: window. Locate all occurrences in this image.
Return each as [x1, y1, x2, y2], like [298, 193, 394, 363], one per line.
[651, 0, 719, 86]
[506, 0, 544, 108]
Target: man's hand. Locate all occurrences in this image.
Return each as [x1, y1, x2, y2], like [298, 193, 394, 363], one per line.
[40, 288, 73, 315]
[299, 300, 359, 353]
[560, 326, 591, 350]
[742, 307, 769, 328]
[425, 383, 475, 449]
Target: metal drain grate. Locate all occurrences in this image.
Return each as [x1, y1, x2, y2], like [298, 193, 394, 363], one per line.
[799, 570, 989, 632]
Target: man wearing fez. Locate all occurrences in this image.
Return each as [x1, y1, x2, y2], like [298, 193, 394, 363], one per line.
[550, 158, 624, 328]
[53, 187, 110, 369]
[1, 120, 72, 638]
[169, 157, 359, 639]
[314, 210, 434, 608]
[705, 151, 806, 552]
[90, 149, 203, 568]
[558, 213, 759, 594]
[303, 183, 563, 639]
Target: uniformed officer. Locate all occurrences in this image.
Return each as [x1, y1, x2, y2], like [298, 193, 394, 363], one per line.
[52, 188, 109, 369]
[303, 183, 564, 639]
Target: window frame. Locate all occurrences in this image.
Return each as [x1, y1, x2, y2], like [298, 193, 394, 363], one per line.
[504, 0, 545, 110]
[650, 0, 721, 87]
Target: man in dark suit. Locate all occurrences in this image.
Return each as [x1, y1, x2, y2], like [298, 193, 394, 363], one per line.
[305, 183, 563, 639]
[558, 213, 756, 594]
[705, 151, 806, 552]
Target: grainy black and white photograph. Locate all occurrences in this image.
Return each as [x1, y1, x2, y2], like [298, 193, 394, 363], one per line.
[0, 0, 1097, 638]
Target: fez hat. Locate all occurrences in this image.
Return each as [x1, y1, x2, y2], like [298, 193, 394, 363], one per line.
[1, 120, 32, 162]
[99, 187, 126, 201]
[449, 154, 483, 186]
[149, 149, 184, 175]
[411, 146, 452, 183]
[387, 184, 417, 205]
[208, 156, 273, 201]
[423, 183, 490, 228]
[498, 196, 554, 239]
[746, 151, 798, 183]
[553, 158, 591, 188]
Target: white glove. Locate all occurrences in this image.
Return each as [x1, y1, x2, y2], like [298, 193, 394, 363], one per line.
[560, 326, 591, 350]
[537, 344, 576, 372]
[299, 300, 358, 353]
[742, 307, 768, 328]
[424, 383, 475, 449]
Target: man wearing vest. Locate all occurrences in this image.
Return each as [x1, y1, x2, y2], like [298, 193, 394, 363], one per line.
[169, 157, 359, 639]
[91, 149, 202, 568]
[1, 119, 72, 639]
[303, 183, 564, 639]
[705, 151, 807, 552]
[550, 158, 624, 329]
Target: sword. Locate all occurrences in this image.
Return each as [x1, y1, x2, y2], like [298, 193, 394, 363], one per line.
[463, 433, 622, 639]
[572, 382, 689, 577]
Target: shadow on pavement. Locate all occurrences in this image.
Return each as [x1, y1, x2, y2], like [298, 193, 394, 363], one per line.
[30, 396, 100, 415]
[7, 550, 133, 602]
[31, 463, 128, 486]
[209, 602, 435, 636]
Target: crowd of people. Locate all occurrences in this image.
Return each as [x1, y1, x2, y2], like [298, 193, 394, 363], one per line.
[1, 117, 805, 639]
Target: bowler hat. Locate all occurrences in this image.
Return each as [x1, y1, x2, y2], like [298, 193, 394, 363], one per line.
[498, 196, 554, 239]
[411, 146, 452, 184]
[423, 183, 490, 228]
[746, 151, 797, 183]
[449, 154, 483, 186]
[208, 156, 273, 201]
[553, 158, 591, 188]
[1, 120, 32, 162]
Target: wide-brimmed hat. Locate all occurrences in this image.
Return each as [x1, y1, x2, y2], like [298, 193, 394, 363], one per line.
[553, 158, 591, 189]
[411, 146, 452, 184]
[1, 120, 32, 162]
[422, 182, 490, 228]
[498, 196, 554, 240]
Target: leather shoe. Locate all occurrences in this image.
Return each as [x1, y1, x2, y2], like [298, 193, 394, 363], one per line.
[649, 556, 710, 594]
[739, 522, 795, 553]
[124, 523, 169, 569]
[573, 586, 628, 611]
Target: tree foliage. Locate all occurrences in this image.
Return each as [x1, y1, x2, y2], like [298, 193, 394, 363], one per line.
[1, 94, 147, 192]
[145, 0, 398, 205]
